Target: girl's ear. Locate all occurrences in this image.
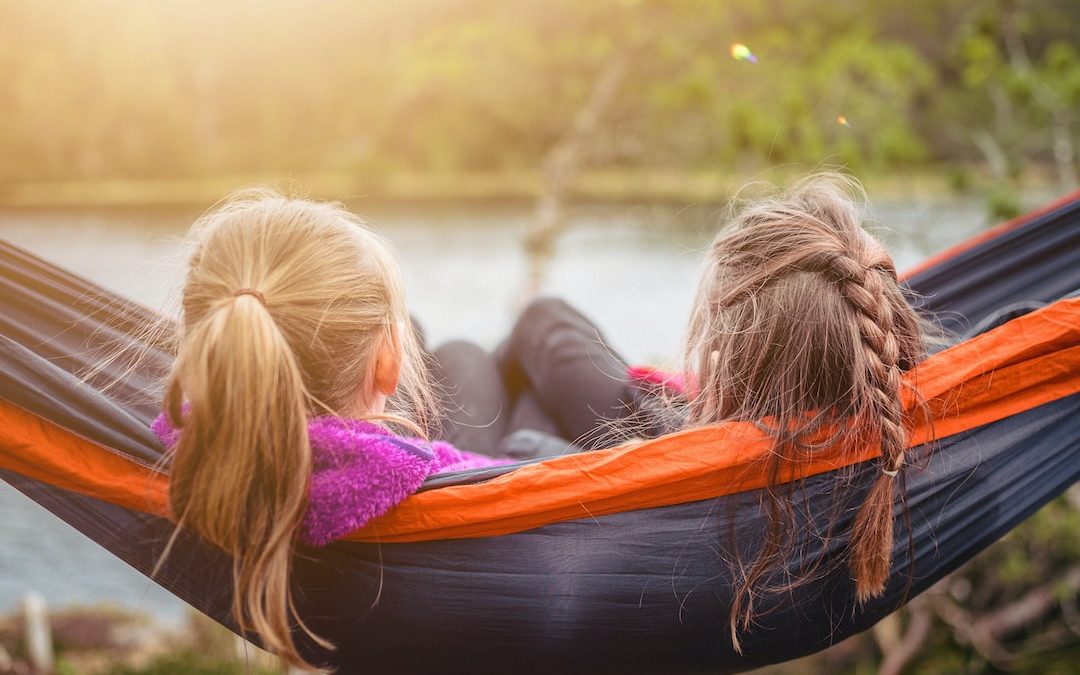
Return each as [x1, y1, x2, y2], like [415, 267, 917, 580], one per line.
[373, 323, 403, 397]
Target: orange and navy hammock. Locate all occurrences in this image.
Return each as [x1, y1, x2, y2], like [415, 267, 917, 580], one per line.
[2, 191, 1079, 674]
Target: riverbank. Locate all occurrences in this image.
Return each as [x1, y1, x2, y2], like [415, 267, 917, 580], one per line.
[0, 166, 1059, 210]
[0, 602, 282, 675]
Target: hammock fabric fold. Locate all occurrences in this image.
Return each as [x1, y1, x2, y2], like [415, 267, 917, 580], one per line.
[2, 189, 1079, 674]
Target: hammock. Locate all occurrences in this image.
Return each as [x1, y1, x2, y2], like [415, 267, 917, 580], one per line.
[2, 191, 1079, 674]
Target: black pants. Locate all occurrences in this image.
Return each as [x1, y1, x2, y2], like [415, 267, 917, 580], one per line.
[431, 298, 669, 457]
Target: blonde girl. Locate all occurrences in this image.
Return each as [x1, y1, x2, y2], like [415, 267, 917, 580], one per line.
[153, 190, 508, 669]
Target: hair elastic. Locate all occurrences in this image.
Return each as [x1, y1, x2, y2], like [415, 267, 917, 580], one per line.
[233, 288, 267, 306]
[881, 467, 900, 478]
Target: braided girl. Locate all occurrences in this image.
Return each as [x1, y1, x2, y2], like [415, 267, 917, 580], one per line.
[493, 173, 927, 646]
[683, 174, 925, 643]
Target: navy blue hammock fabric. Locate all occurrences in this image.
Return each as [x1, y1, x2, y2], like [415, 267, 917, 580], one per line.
[1, 192, 1080, 674]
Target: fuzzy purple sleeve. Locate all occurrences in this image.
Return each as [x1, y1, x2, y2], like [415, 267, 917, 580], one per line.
[150, 412, 181, 449]
[302, 418, 443, 546]
[305, 430, 509, 543]
[427, 440, 513, 473]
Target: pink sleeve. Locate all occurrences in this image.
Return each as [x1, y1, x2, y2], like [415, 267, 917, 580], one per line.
[626, 365, 690, 397]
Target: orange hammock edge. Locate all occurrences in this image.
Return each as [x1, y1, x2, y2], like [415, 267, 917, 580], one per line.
[1, 297, 1078, 544]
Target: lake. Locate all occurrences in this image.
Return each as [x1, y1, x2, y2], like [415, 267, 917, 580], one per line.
[0, 194, 1027, 621]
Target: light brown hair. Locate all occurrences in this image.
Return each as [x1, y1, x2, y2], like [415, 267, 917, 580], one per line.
[684, 174, 926, 649]
[162, 189, 437, 669]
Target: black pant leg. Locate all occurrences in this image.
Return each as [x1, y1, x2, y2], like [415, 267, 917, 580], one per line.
[506, 388, 562, 438]
[430, 340, 511, 456]
[499, 297, 640, 450]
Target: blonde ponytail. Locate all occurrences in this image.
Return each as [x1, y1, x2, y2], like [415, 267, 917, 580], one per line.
[166, 291, 317, 667]
[161, 189, 438, 670]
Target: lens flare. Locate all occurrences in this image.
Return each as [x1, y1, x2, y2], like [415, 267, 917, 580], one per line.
[729, 43, 757, 63]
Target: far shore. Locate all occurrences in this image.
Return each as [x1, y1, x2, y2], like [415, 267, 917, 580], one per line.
[0, 167, 1059, 211]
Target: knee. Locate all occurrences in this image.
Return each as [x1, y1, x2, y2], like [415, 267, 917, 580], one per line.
[432, 339, 490, 376]
[517, 296, 573, 333]
[435, 338, 486, 356]
[509, 297, 575, 352]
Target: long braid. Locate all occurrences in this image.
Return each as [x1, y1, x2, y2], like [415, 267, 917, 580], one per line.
[834, 253, 909, 602]
[790, 245, 909, 600]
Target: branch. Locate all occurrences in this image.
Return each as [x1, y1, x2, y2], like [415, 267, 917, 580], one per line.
[523, 47, 633, 295]
[970, 130, 1010, 180]
[932, 564, 1080, 668]
[1049, 108, 1079, 190]
[998, 5, 1077, 189]
[1000, 9, 1033, 75]
[933, 591, 1016, 665]
[975, 564, 1080, 639]
[878, 597, 935, 675]
[1059, 585, 1080, 637]
[541, 52, 630, 187]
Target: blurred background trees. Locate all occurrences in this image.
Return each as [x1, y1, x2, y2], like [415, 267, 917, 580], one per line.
[0, 0, 1076, 198]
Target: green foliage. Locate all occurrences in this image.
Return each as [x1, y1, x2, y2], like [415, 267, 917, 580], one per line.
[102, 651, 281, 675]
[950, 0, 1080, 189]
[986, 185, 1022, 220]
[0, 0, 1075, 187]
[913, 496, 1080, 672]
[54, 663, 77, 675]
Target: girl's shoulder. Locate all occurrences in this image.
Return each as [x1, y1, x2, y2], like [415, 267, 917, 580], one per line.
[307, 417, 509, 473]
[303, 417, 437, 546]
[307, 416, 435, 467]
[426, 439, 509, 473]
[302, 419, 511, 543]
[301, 419, 511, 544]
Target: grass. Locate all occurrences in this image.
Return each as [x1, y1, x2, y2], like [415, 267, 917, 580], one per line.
[96, 651, 282, 675]
[0, 165, 1048, 210]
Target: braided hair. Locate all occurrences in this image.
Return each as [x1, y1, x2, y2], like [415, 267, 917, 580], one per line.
[683, 174, 925, 649]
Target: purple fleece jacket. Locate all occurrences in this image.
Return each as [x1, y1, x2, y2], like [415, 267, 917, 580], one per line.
[151, 414, 509, 547]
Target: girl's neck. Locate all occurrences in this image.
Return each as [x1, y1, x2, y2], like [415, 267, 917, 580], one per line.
[345, 392, 387, 420]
